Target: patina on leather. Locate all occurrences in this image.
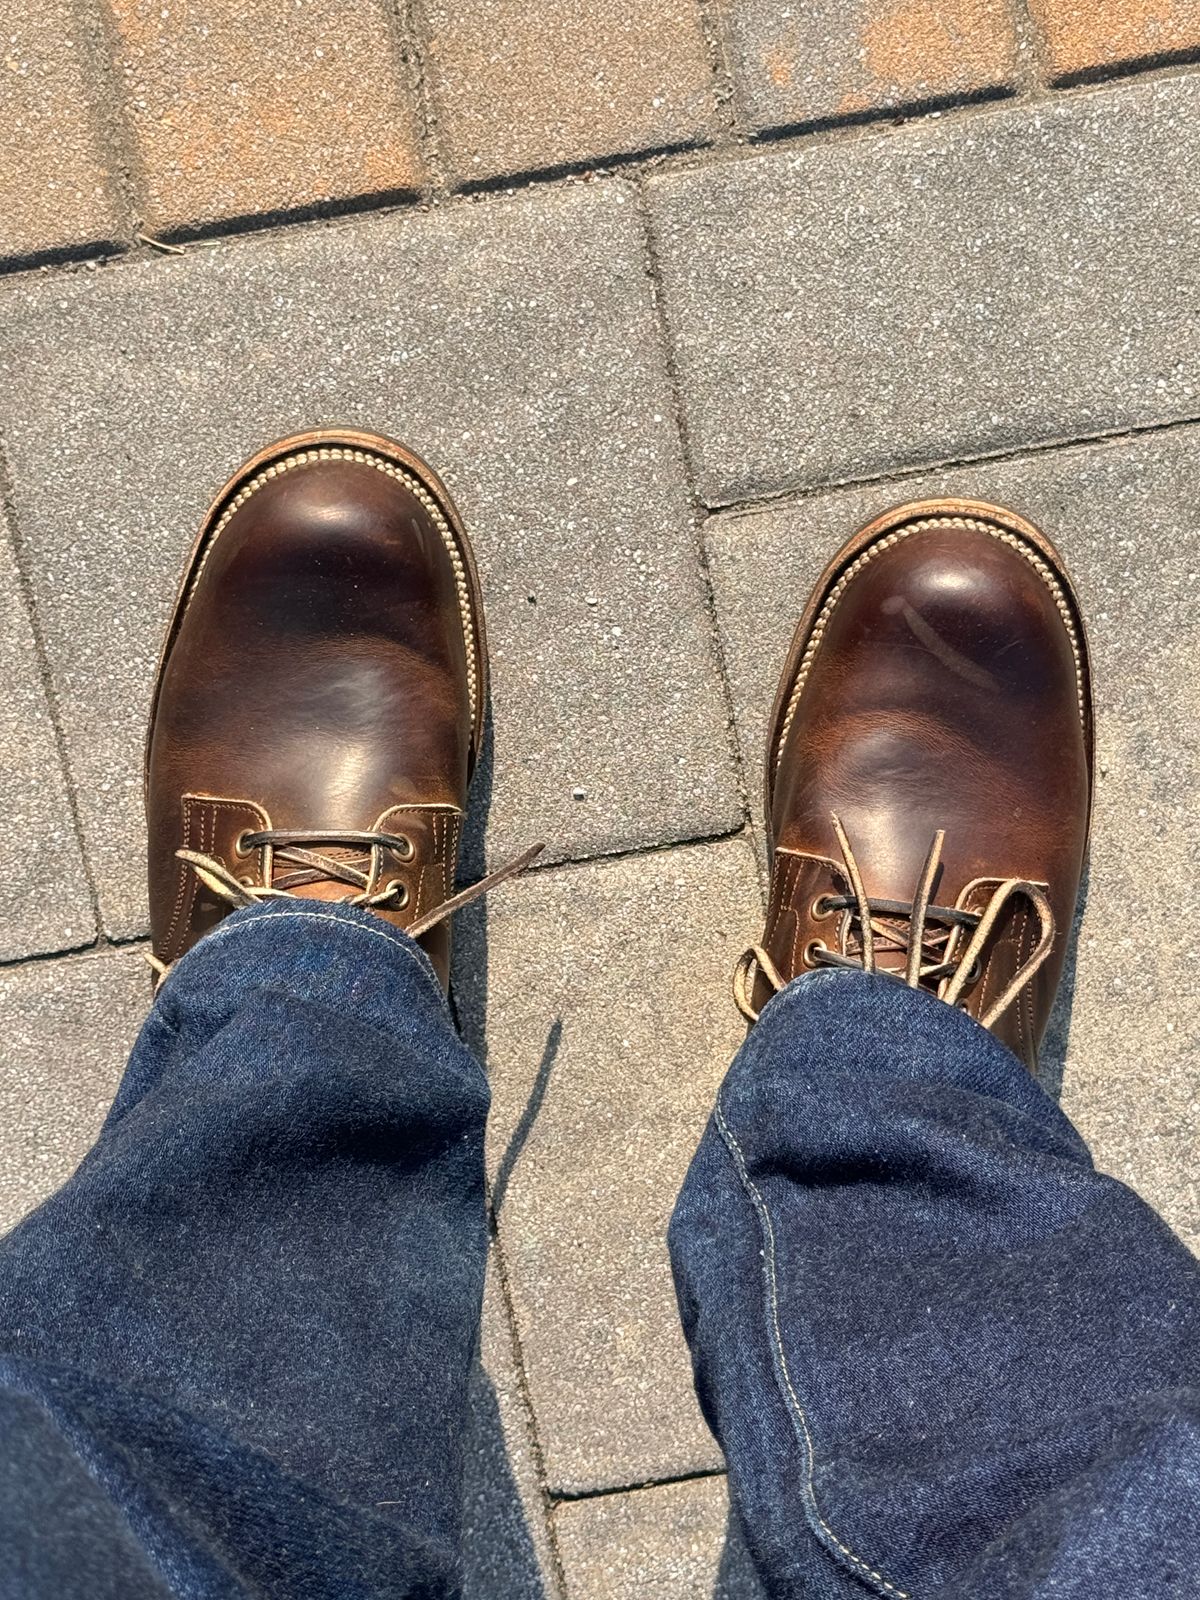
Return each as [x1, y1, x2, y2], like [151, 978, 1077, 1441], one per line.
[145, 429, 490, 990]
[740, 498, 1094, 1072]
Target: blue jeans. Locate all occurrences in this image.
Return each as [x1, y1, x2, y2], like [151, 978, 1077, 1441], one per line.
[1, 905, 1198, 1596]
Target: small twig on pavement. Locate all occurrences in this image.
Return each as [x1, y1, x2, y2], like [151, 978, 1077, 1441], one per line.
[135, 231, 187, 256]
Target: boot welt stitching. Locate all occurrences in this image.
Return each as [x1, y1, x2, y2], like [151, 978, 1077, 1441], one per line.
[183, 447, 481, 732]
[714, 1095, 912, 1600]
[774, 516, 1087, 781]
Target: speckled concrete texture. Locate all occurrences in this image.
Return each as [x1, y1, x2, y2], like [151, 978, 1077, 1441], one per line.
[424, 0, 719, 186]
[0, 947, 146, 1235]
[0, 517, 96, 960]
[0, 180, 740, 939]
[107, 0, 422, 235]
[724, 0, 1018, 133]
[648, 73, 1200, 505]
[1028, 0, 1200, 82]
[0, 0, 124, 263]
[555, 1474, 766, 1598]
[453, 836, 762, 1492]
[706, 426, 1200, 1249]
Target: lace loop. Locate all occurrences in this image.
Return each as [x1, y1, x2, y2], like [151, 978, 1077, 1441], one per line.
[734, 813, 1055, 1031]
[146, 831, 544, 991]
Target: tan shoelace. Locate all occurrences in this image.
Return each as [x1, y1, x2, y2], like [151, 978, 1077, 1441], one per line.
[734, 814, 1055, 1028]
[145, 830, 544, 988]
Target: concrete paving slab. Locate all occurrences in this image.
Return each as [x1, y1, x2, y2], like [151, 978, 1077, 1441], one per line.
[0, 180, 740, 940]
[705, 426, 1200, 1248]
[1028, 0, 1200, 83]
[0, 0, 125, 265]
[0, 947, 146, 1236]
[425, 0, 718, 186]
[647, 74, 1200, 505]
[0, 518, 97, 960]
[108, 0, 423, 235]
[555, 1474, 765, 1598]
[453, 835, 762, 1493]
[723, 0, 1017, 134]
[464, 1250, 563, 1600]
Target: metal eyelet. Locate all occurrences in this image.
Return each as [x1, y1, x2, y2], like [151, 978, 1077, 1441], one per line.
[811, 894, 836, 921]
[966, 957, 983, 984]
[233, 830, 254, 858]
[803, 938, 828, 967]
[394, 835, 415, 860]
[238, 876, 256, 888]
[385, 880, 410, 908]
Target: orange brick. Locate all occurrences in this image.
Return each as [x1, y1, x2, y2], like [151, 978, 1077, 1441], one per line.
[1028, 0, 1200, 81]
[108, 0, 423, 234]
[0, 0, 124, 262]
[726, 0, 1018, 132]
[423, 0, 719, 185]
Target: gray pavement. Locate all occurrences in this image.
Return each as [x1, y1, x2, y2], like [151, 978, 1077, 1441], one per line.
[2, 38, 1199, 1597]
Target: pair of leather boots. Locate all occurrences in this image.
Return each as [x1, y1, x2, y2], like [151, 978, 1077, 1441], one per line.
[147, 431, 1091, 1067]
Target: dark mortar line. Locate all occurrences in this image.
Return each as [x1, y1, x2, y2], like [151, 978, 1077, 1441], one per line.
[744, 80, 1017, 148]
[550, 1463, 728, 1505]
[144, 184, 428, 249]
[5, 55, 1200, 290]
[700, 409, 1200, 530]
[454, 139, 711, 198]
[632, 178, 752, 832]
[521, 821, 753, 887]
[1052, 45, 1200, 92]
[483, 1208, 571, 1598]
[0, 238, 127, 278]
[0, 443, 105, 943]
[389, 0, 449, 200]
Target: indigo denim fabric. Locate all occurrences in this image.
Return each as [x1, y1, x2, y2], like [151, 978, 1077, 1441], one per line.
[671, 968, 1200, 1599]
[0, 900, 490, 1600]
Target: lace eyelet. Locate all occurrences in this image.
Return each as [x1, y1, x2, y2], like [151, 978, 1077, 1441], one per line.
[803, 938, 828, 967]
[233, 830, 254, 858]
[394, 835, 414, 861]
[385, 879, 410, 908]
[811, 894, 836, 921]
[237, 875, 256, 888]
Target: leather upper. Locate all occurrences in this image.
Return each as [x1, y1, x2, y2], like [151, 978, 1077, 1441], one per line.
[756, 502, 1093, 1069]
[146, 437, 484, 988]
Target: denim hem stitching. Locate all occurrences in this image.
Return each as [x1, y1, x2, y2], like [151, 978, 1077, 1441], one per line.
[160, 909, 449, 1014]
[714, 1095, 913, 1600]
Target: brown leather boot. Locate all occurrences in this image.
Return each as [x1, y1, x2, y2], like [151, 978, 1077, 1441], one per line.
[146, 428, 536, 991]
[735, 498, 1094, 1071]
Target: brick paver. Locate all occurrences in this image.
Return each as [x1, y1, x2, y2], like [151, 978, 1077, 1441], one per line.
[108, 0, 423, 235]
[706, 425, 1200, 1249]
[454, 837, 762, 1492]
[0, 0, 124, 263]
[648, 73, 1200, 505]
[1028, 0, 1200, 82]
[0, 180, 739, 939]
[724, 0, 1018, 133]
[0, 516, 95, 960]
[555, 1474, 764, 1597]
[424, 0, 718, 186]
